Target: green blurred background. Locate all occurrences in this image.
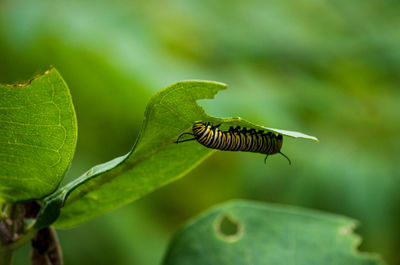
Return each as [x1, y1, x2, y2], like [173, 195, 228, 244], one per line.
[1, 0, 399, 264]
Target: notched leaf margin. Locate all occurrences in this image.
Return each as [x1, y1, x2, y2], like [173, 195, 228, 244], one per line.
[34, 81, 318, 229]
[1, 67, 54, 88]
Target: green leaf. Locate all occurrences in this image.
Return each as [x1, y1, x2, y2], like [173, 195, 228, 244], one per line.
[0, 68, 77, 202]
[163, 200, 385, 265]
[37, 81, 317, 228]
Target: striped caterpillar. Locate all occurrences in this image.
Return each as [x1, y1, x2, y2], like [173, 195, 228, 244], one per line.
[175, 121, 291, 164]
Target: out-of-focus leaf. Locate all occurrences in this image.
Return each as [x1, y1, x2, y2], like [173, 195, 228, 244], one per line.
[36, 81, 317, 229]
[0, 68, 77, 202]
[163, 200, 385, 265]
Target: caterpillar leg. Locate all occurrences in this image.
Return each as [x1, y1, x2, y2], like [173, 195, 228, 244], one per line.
[264, 155, 269, 164]
[175, 133, 195, 143]
[248, 129, 257, 134]
[228, 126, 242, 132]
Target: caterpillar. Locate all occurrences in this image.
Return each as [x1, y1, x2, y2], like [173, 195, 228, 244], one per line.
[175, 121, 291, 164]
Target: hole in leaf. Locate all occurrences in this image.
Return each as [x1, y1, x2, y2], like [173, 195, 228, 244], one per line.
[220, 216, 238, 236]
[215, 214, 243, 242]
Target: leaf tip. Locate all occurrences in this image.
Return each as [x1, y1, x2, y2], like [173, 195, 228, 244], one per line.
[44, 65, 56, 75]
[310, 136, 319, 142]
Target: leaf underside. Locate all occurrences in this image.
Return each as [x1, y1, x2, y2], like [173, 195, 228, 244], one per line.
[0, 68, 77, 202]
[163, 200, 385, 265]
[36, 80, 317, 228]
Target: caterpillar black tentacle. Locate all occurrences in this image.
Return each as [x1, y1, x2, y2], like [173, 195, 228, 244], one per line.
[175, 121, 291, 164]
[278, 152, 291, 165]
[174, 132, 195, 143]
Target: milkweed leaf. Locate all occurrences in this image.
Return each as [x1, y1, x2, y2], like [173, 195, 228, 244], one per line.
[36, 81, 317, 228]
[0, 68, 77, 202]
[163, 200, 385, 265]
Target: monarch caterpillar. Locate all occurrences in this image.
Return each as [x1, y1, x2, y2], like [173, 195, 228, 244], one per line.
[175, 121, 291, 164]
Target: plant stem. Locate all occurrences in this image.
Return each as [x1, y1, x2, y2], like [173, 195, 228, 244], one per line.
[0, 242, 13, 265]
[31, 227, 63, 265]
[10, 226, 38, 250]
[0, 203, 5, 220]
[0, 203, 13, 265]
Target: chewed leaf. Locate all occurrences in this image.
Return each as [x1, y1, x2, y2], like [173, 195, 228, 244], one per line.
[0, 68, 77, 202]
[163, 200, 385, 265]
[35, 80, 317, 228]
